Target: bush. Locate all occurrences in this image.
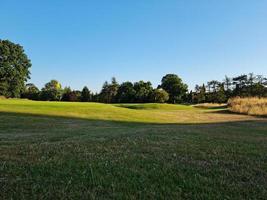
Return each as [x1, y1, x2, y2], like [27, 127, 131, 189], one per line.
[228, 97, 267, 116]
[151, 89, 169, 103]
[61, 91, 79, 102]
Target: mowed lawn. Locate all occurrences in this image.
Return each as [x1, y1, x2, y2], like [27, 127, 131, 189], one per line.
[0, 100, 267, 199]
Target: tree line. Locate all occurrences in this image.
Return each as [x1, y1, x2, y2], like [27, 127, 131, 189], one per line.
[1, 39, 267, 104]
[189, 73, 267, 104]
[21, 74, 187, 104]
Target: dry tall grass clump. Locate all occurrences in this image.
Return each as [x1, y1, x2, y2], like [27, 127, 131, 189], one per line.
[228, 97, 267, 116]
[0, 96, 6, 100]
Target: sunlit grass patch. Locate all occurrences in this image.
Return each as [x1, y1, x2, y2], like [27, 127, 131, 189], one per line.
[0, 99, 259, 124]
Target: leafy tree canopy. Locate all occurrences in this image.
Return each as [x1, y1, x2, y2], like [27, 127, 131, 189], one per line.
[116, 82, 136, 103]
[41, 80, 62, 101]
[0, 40, 31, 97]
[160, 74, 188, 103]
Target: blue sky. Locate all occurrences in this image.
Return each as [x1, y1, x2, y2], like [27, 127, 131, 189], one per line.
[1, 0, 267, 92]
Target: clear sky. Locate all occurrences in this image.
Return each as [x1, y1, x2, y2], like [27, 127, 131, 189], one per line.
[1, 0, 267, 92]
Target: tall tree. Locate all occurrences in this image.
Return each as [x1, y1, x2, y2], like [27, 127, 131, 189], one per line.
[194, 84, 206, 103]
[208, 80, 220, 93]
[223, 76, 232, 99]
[232, 74, 248, 96]
[81, 86, 91, 102]
[99, 77, 119, 103]
[0, 40, 31, 97]
[160, 74, 188, 103]
[110, 77, 119, 103]
[223, 76, 231, 91]
[99, 81, 109, 103]
[216, 83, 227, 103]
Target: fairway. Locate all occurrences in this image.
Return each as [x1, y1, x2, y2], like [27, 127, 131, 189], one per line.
[1, 99, 267, 199]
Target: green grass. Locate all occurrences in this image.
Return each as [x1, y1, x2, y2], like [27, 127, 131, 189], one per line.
[0, 99, 267, 199]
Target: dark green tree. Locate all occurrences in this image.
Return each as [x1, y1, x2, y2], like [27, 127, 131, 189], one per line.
[99, 81, 110, 103]
[133, 81, 153, 103]
[61, 87, 73, 101]
[81, 86, 91, 102]
[216, 83, 227, 103]
[0, 40, 31, 97]
[160, 74, 188, 103]
[91, 92, 100, 102]
[194, 84, 206, 103]
[99, 77, 119, 103]
[223, 76, 232, 99]
[116, 82, 136, 103]
[187, 90, 193, 104]
[110, 77, 119, 103]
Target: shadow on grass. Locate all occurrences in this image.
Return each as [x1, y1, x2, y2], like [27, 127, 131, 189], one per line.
[194, 105, 228, 110]
[114, 104, 193, 110]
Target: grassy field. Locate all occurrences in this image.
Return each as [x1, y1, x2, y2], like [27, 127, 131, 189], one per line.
[0, 99, 267, 199]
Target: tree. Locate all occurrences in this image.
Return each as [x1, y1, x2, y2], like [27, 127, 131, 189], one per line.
[151, 89, 169, 103]
[232, 74, 248, 96]
[73, 90, 82, 101]
[99, 81, 110, 103]
[61, 87, 72, 101]
[223, 76, 232, 99]
[99, 78, 119, 103]
[186, 90, 193, 104]
[91, 92, 100, 102]
[22, 83, 39, 100]
[133, 81, 153, 103]
[44, 79, 62, 90]
[208, 80, 220, 93]
[61, 91, 79, 102]
[0, 40, 31, 97]
[40, 80, 62, 101]
[81, 86, 91, 102]
[199, 84, 206, 103]
[216, 83, 227, 103]
[110, 77, 119, 103]
[160, 74, 188, 103]
[116, 82, 136, 103]
[194, 84, 206, 103]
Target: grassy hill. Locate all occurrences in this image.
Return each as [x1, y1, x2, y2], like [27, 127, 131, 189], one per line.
[0, 99, 256, 123]
[0, 99, 267, 199]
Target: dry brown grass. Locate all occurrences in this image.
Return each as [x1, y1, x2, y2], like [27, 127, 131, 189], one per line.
[0, 96, 6, 100]
[228, 97, 267, 116]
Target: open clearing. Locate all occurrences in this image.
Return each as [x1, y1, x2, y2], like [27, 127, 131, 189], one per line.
[0, 99, 267, 199]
